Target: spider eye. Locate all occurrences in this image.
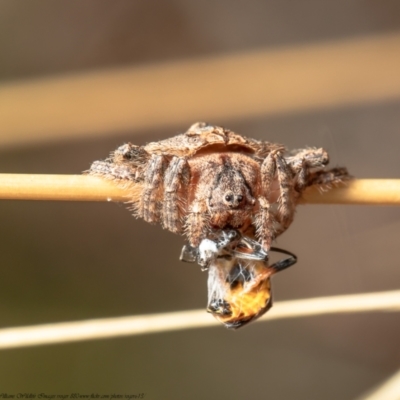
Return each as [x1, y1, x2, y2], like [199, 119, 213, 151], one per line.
[123, 152, 133, 160]
[225, 194, 233, 202]
[237, 195, 243, 202]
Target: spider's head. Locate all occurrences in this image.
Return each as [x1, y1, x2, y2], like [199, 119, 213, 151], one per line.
[207, 168, 255, 214]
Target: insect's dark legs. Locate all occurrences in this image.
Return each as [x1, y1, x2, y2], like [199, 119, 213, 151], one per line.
[269, 247, 298, 273]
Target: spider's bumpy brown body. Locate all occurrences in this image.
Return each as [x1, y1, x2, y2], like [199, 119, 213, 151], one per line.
[89, 122, 348, 251]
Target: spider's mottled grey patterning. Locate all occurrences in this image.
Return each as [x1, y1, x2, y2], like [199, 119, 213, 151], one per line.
[88, 122, 350, 251]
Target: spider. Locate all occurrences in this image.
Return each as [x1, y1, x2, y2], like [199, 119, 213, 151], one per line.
[88, 122, 350, 251]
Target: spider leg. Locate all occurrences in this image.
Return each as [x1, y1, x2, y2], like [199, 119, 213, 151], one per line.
[256, 196, 276, 251]
[256, 153, 276, 250]
[258, 152, 295, 249]
[185, 200, 209, 247]
[89, 159, 141, 182]
[286, 148, 329, 191]
[305, 167, 351, 189]
[276, 152, 296, 223]
[139, 154, 166, 224]
[163, 156, 189, 233]
[285, 148, 351, 191]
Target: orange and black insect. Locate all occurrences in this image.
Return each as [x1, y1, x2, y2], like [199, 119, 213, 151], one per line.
[181, 231, 297, 328]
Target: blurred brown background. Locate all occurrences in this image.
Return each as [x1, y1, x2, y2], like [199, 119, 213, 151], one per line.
[0, 1, 399, 399]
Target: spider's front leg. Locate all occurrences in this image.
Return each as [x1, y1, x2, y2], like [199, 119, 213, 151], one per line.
[163, 156, 189, 233]
[257, 152, 295, 250]
[139, 154, 167, 224]
[274, 153, 298, 238]
[185, 199, 210, 248]
[256, 152, 276, 250]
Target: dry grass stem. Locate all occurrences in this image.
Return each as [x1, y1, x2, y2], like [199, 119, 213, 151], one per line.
[1, 33, 400, 148]
[0, 175, 399, 205]
[357, 368, 400, 400]
[0, 290, 398, 350]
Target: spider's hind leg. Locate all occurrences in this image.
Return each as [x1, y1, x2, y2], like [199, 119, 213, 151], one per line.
[286, 147, 351, 191]
[306, 167, 351, 189]
[286, 147, 329, 191]
[185, 200, 209, 248]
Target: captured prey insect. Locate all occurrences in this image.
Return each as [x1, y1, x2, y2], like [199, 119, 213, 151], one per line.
[180, 229, 297, 328]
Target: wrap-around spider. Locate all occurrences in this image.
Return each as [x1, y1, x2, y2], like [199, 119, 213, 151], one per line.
[89, 122, 349, 251]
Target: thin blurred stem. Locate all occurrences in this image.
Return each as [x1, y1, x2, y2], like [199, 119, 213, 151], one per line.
[1, 33, 400, 148]
[0, 290, 398, 349]
[357, 368, 400, 400]
[0, 174, 133, 202]
[0, 175, 399, 205]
